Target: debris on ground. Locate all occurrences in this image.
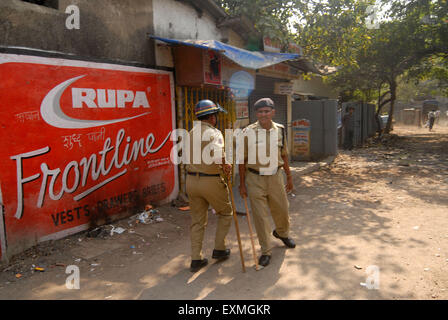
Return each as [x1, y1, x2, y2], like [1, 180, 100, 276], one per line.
[110, 226, 126, 236]
[136, 211, 152, 224]
[54, 263, 66, 267]
[128, 207, 163, 225]
[87, 226, 110, 239]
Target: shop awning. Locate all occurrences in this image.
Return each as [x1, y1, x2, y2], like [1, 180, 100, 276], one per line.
[150, 35, 300, 70]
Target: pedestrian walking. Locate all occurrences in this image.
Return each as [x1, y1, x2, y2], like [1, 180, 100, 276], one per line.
[186, 99, 233, 272]
[238, 98, 295, 268]
[428, 110, 436, 131]
[342, 106, 355, 150]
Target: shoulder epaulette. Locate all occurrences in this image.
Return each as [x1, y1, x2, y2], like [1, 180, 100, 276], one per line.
[274, 122, 285, 129]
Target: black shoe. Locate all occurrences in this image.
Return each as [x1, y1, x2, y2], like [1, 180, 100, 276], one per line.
[258, 255, 271, 267]
[212, 249, 231, 260]
[273, 230, 296, 248]
[190, 258, 208, 272]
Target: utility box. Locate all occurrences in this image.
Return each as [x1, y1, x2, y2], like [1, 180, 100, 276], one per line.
[292, 100, 338, 160]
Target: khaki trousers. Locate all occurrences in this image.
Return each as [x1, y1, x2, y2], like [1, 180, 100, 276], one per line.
[246, 169, 290, 256]
[186, 175, 233, 260]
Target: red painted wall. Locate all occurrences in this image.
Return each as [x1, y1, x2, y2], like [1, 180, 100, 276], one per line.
[0, 54, 178, 260]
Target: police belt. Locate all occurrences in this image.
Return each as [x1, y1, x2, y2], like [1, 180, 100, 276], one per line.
[248, 167, 282, 176]
[187, 172, 221, 177]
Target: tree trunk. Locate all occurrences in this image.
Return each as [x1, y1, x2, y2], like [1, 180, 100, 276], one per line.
[375, 93, 391, 135]
[385, 80, 397, 133]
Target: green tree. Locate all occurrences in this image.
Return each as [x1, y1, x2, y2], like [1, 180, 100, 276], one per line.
[216, 0, 306, 49]
[295, 0, 447, 133]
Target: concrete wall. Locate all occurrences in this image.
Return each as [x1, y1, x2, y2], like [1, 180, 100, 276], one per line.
[227, 29, 246, 48]
[152, 0, 238, 69]
[293, 74, 338, 99]
[153, 0, 222, 41]
[0, 0, 155, 65]
[342, 102, 377, 146]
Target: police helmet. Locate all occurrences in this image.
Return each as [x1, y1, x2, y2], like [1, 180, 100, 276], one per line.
[194, 99, 227, 118]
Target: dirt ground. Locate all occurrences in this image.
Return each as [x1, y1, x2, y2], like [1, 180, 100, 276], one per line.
[0, 124, 447, 300]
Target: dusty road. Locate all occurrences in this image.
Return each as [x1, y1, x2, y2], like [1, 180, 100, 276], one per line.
[0, 124, 447, 300]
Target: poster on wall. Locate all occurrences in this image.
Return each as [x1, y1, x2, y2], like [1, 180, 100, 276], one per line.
[203, 50, 222, 85]
[274, 82, 293, 95]
[0, 54, 177, 259]
[292, 119, 311, 160]
[235, 99, 249, 119]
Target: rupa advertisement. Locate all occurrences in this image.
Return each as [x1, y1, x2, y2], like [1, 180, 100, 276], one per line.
[0, 54, 178, 259]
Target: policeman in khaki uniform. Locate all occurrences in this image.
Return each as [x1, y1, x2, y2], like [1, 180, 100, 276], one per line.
[186, 99, 233, 272]
[238, 98, 295, 267]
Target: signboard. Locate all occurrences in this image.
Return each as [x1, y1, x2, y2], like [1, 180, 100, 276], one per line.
[0, 54, 177, 259]
[263, 37, 282, 53]
[292, 119, 311, 160]
[235, 99, 249, 119]
[274, 82, 294, 95]
[203, 50, 222, 85]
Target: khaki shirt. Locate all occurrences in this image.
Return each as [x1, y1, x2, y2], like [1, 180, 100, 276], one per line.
[186, 121, 224, 175]
[240, 121, 288, 173]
